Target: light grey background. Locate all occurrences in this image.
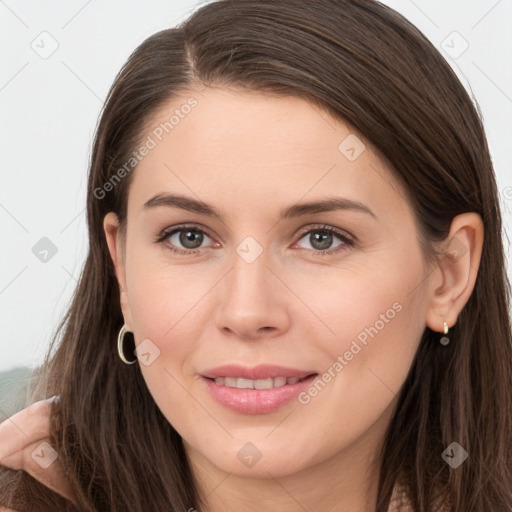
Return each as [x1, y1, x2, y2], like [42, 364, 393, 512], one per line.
[1, 0, 511, 372]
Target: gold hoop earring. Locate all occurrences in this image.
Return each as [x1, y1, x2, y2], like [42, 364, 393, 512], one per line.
[440, 321, 450, 346]
[117, 324, 137, 364]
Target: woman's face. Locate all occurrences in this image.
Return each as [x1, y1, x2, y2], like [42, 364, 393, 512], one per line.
[104, 87, 433, 481]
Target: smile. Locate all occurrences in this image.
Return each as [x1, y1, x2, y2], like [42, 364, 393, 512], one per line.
[209, 375, 312, 389]
[201, 373, 319, 414]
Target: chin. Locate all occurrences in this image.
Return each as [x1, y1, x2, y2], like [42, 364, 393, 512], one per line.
[198, 441, 316, 479]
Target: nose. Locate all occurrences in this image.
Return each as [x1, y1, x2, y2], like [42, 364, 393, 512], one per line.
[214, 245, 290, 340]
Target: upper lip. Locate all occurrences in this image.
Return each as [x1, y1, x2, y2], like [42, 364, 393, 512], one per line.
[201, 364, 317, 380]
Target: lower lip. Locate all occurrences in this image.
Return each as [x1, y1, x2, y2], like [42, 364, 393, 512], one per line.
[201, 374, 318, 414]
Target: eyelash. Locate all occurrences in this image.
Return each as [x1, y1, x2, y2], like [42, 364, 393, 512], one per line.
[155, 223, 356, 257]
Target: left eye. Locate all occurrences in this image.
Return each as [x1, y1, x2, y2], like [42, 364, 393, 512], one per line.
[295, 227, 352, 253]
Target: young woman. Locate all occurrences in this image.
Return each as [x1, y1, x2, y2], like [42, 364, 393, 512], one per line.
[1, 0, 511, 510]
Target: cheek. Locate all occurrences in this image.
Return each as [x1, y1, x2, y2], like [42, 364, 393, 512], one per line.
[326, 281, 417, 360]
[125, 246, 212, 341]
[293, 246, 426, 403]
[124, 259, 206, 430]
[287, 282, 424, 467]
[291, 257, 422, 361]
[124, 254, 218, 412]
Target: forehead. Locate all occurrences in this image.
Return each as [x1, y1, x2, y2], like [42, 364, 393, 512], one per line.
[126, 86, 411, 221]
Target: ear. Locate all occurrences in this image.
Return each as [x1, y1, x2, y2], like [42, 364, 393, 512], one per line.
[103, 212, 134, 329]
[425, 212, 484, 333]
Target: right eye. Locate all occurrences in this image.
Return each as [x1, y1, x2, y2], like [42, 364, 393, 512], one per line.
[155, 224, 219, 255]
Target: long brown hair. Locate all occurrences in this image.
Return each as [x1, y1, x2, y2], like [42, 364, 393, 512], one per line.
[1, 0, 511, 510]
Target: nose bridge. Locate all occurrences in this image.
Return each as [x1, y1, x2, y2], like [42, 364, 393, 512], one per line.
[214, 234, 289, 338]
[228, 237, 272, 307]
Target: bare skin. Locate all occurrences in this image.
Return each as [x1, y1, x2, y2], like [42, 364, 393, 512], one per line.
[0, 398, 77, 506]
[0, 86, 483, 511]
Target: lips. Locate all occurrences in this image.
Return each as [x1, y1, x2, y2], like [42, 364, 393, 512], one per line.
[201, 363, 316, 380]
[200, 364, 319, 414]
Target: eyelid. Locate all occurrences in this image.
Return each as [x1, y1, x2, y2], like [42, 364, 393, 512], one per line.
[295, 224, 355, 243]
[156, 223, 214, 241]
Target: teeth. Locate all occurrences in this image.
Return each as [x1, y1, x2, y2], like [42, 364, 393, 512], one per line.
[237, 378, 254, 389]
[213, 376, 307, 389]
[273, 376, 287, 387]
[224, 377, 237, 387]
[254, 378, 274, 389]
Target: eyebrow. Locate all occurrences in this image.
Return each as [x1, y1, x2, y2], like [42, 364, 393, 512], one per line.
[143, 193, 377, 220]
